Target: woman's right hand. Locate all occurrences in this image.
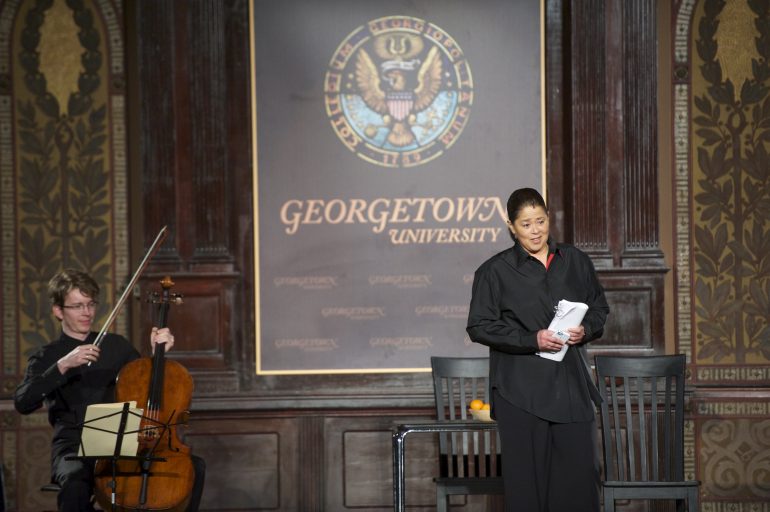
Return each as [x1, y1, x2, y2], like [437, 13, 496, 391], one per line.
[536, 330, 564, 353]
[57, 344, 100, 373]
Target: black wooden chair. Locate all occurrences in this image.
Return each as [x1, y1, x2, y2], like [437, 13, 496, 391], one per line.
[594, 354, 700, 512]
[430, 356, 503, 512]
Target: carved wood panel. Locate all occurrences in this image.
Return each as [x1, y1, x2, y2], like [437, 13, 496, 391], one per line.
[127, 0, 248, 394]
[186, 413, 299, 511]
[323, 414, 502, 511]
[592, 273, 664, 353]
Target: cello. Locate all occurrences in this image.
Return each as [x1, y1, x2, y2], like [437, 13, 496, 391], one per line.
[93, 275, 195, 511]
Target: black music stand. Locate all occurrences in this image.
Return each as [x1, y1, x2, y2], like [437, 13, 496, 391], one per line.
[66, 402, 168, 512]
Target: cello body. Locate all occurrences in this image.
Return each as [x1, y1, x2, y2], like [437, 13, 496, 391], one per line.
[93, 277, 195, 511]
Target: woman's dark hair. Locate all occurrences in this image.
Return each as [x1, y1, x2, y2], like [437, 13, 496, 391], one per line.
[48, 269, 100, 307]
[506, 188, 547, 221]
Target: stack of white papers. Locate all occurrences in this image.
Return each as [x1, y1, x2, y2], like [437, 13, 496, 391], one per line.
[537, 300, 588, 362]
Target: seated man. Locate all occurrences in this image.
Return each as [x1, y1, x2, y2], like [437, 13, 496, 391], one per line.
[14, 269, 204, 512]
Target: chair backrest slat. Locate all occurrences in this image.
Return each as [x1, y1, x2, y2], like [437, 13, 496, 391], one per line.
[606, 377, 624, 480]
[663, 374, 673, 480]
[673, 371, 685, 480]
[650, 375, 659, 480]
[623, 376, 636, 480]
[634, 376, 647, 480]
[595, 354, 687, 485]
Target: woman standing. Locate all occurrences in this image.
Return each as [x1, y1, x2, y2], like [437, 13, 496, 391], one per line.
[466, 188, 609, 512]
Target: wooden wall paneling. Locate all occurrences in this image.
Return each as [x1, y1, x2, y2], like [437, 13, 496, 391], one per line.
[567, 0, 668, 355]
[188, 2, 231, 264]
[133, 0, 181, 263]
[325, 415, 428, 511]
[323, 413, 498, 511]
[186, 412, 300, 511]
[130, 0, 223, 262]
[134, 0, 234, 265]
[129, 0, 247, 395]
[545, 0, 569, 241]
[223, 0, 255, 387]
[604, 0, 623, 269]
[131, 270, 241, 394]
[620, 0, 660, 266]
[571, 0, 664, 268]
[132, 272, 242, 394]
[342, 428, 398, 507]
[248, 370, 436, 409]
[298, 416, 324, 511]
[136, 273, 240, 394]
[571, 0, 610, 256]
[591, 271, 664, 353]
[169, 0, 195, 261]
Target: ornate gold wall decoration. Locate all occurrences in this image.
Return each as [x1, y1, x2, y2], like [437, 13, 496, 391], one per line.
[10, 0, 127, 361]
[0, 0, 128, 508]
[37, 0, 82, 114]
[698, 402, 770, 502]
[691, 0, 770, 367]
[714, 0, 760, 100]
[677, 0, 770, 510]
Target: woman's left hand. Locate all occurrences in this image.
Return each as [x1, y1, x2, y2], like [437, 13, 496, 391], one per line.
[566, 325, 585, 345]
[151, 327, 175, 353]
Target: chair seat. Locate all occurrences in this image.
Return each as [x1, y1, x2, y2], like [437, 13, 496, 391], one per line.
[603, 480, 700, 509]
[604, 479, 700, 501]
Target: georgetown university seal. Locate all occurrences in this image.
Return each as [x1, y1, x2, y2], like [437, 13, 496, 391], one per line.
[324, 16, 473, 168]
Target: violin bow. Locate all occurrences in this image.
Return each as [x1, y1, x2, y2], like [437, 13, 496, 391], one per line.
[91, 226, 169, 352]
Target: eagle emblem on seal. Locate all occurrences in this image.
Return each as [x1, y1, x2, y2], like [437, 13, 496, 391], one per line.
[355, 40, 443, 147]
[325, 16, 473, 168]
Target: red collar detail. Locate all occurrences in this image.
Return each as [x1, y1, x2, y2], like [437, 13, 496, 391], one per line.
[545, 252, 555, 270]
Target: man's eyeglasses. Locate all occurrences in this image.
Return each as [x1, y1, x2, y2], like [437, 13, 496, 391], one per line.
[61, 301, 99, 312]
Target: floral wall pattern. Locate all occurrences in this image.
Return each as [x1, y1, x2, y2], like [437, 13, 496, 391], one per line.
[691, 0, 770, 367]
[676, 0, 770, 509]
[0, 0, 127, 509]
[3, 0, 128, 367]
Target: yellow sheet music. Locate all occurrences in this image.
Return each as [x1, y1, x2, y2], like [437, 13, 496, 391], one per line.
[78, 402, 142, 457]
